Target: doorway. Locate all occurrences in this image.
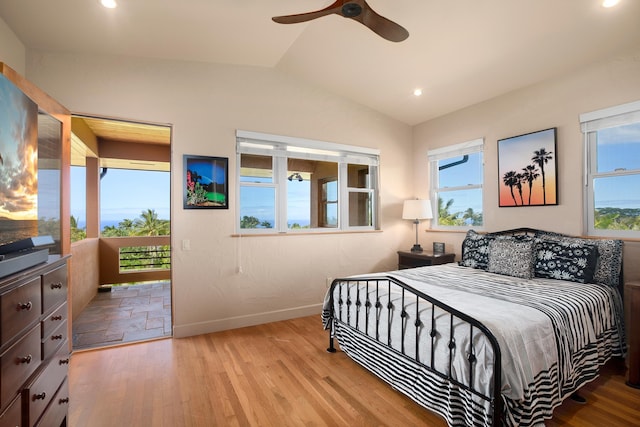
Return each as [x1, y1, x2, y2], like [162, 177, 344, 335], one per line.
[69, 115, 173, 350]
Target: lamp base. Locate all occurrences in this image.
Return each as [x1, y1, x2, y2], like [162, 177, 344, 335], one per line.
[410, 244, 423, 253]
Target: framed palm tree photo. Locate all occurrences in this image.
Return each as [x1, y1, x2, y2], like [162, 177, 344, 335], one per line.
[498, 128, 557, 207]
[183, 155, 228, 209]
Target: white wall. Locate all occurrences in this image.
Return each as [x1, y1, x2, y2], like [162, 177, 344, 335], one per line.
[413, 48, 640, 281]
[0, 15, 25, 74]
[25, 51, 414, 337]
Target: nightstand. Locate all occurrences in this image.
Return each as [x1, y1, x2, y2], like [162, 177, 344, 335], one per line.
[397, 251, 455, 270]
[625, 281, 640, 388]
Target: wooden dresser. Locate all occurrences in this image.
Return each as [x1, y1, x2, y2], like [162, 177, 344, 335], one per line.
[625, 281, 640, 388]
[0, 256, 70, 426]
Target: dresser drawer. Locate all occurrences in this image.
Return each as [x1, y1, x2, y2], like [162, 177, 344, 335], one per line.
[0, 394, 22, 427]
[41, 302, 67, 340]
[0, 325, 41, 411]
[35, 378, 68, 427]
[41, 266, 67, 316]
[23, 344, 69, 427]
[41, 320, 67, 361]
[1, 277, 42, 346]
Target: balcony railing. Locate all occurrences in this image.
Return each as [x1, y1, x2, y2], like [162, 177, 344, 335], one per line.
[119, 245, 171, 272]
[99, 236, 171, 285]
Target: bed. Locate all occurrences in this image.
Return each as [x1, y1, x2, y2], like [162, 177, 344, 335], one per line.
[321, 228, 626, 426]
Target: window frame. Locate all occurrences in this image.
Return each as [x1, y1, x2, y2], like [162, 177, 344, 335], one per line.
[236, 130, 380, 234]
[581, 100, 640, 238]
[428, 138, 484, 230]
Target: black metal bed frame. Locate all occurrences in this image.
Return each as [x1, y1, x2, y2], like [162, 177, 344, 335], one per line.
[323, 227, 625, 426]
[325, 275, 503, 426]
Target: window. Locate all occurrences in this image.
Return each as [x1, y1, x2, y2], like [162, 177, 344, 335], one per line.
[581, 100, 640, 237]
[428, 139, 484, 228]
[236, 130, 379, 233]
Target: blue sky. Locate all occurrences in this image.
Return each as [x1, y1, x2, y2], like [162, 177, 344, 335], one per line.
[71, 167, 170, 226]
[239, 177, 312, 225]
[595, 123, 640, 208]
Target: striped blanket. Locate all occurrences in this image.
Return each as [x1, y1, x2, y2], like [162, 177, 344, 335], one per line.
[322, 264, 625, 426]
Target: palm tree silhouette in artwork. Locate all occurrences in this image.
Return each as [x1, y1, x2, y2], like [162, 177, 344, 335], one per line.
[531, 148, 553, 205]
[503, 171, 520, 205]
[521, 164, 540, 205]
[189, 170, 202, 186]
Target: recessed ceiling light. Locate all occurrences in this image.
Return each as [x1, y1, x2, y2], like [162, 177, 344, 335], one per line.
[602, 0, 620, 7]
[101, 0, 117, 8]
[413, 88, 423, 97]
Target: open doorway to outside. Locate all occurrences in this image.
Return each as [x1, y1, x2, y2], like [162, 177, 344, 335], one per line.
[69, 115, 172, 350]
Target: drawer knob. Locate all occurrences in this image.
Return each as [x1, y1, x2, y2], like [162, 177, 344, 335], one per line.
[17, 301, 33, 311]
[51, 282, 63, 290]
[18, 354, 33, 364]
[33, 392, 47, 401]
[51, 315, 63, 321]
[59, 358, 70, 365]
[51, 334, 64, 340]
[59, 397, 70, 404]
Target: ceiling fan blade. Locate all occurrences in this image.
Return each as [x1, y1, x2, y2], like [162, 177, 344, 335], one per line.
[272, 0, 344, 24]
[354, 2, 409, 42]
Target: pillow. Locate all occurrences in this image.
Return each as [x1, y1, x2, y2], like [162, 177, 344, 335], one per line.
[487, 239, 535, 279]
[535, 230, 623, 287]
[534, 239, 599, 283]
[459, 230, 494, 270]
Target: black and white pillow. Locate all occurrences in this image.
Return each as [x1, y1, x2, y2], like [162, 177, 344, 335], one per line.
[534, 230, 623, 287]
[487, 239, 535, 279]
[459, 230, 494, 270]
[534, 239, 599, 283]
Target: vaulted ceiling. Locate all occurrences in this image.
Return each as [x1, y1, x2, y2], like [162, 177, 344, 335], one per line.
[2, 0, 640, 126]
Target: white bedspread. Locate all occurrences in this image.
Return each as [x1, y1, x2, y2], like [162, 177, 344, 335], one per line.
[322, 263, 625, 426]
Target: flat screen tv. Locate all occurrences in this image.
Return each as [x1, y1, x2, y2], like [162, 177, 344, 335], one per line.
[0, 73, 61, 254]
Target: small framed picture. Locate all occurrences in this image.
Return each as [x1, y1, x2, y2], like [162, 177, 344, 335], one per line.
[183, 155, 229, 209]
[433, 242, 445, 254]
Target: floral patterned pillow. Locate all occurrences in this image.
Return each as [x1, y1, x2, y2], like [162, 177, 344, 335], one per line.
[487, 239, 535, 279]
[459, 230, 495, 270]
[534, 240, 599, 283]
[534, 230, 623, 287]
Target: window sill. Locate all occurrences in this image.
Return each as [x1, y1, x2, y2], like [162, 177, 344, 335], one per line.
[231, 230, 382, 237]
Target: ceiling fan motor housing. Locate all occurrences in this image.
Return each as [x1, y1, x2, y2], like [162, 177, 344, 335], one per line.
[342, 3, 363, 17]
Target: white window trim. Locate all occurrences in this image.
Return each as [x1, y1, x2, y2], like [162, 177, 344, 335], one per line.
[236, 130, 380, 234]
[581, 101, 640, 237]
[428, 138, 484, 230]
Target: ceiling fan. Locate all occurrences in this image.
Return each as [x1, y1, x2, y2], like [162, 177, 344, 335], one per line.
[272, 0, 409, 43]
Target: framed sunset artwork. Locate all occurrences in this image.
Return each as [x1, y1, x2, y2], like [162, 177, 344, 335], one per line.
[498, 128, 557, 207]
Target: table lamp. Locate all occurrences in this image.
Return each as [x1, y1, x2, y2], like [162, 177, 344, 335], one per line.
[402, 199, 433, 252]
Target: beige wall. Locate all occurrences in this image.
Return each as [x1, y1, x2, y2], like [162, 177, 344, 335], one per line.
[25, 51, 414, 337]
[0, 15, 25, 75]
[9, 42, 640, 337]
[413, 48, 640, 282]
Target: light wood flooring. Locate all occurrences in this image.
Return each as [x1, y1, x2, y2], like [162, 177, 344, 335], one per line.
[69, 315, 640, 426]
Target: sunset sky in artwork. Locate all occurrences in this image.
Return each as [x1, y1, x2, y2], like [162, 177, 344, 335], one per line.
[498, 128, 557, 207]
[0, 75, 38, 220]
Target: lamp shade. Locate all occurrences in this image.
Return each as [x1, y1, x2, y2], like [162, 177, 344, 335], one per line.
[402, 199, 433, 220]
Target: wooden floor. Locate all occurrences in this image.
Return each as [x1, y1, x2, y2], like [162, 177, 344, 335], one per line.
[69, 315, 640, 427]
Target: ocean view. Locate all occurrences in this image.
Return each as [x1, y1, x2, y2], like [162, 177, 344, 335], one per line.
[73, 219, 162, 231]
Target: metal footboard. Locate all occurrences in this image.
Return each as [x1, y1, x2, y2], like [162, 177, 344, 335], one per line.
[324, 275, 503, 427]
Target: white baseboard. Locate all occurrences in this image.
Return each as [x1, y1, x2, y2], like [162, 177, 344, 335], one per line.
[172, 303, 323, 338]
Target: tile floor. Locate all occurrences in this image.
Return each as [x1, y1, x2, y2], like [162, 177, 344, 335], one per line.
[72, 281, 172, 350]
